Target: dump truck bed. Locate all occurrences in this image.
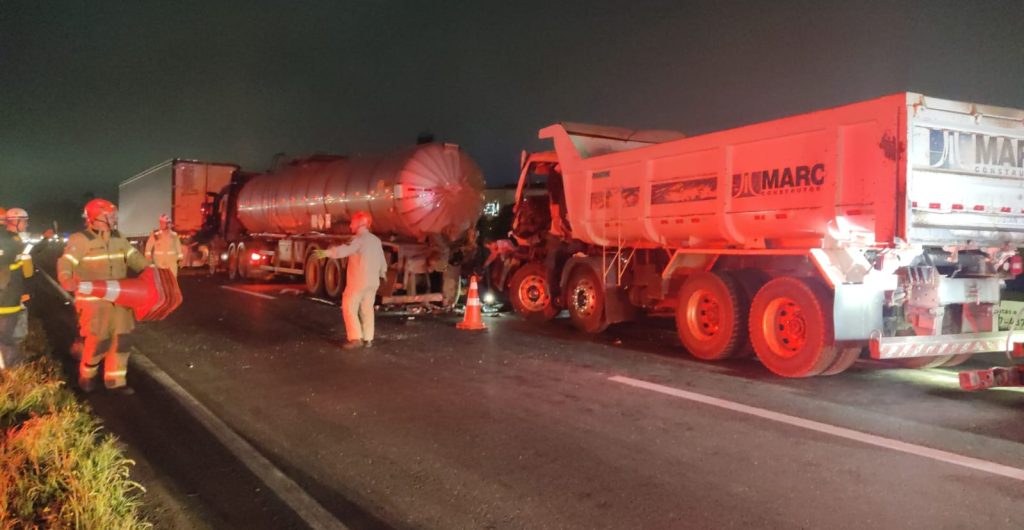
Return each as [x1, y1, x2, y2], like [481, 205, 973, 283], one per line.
[542, 93, 1024, 250]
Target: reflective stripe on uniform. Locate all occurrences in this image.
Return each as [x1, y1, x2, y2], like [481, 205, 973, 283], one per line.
[0, 305, 24, 315]
[105, 370, 127, 377]
[9, 261, 21, 271]
[61, 254, 80, 266]
[83, 253, 124, 262]
[127, 248, 140, 258]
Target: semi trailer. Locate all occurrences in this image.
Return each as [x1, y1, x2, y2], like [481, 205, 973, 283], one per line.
[497, 93, 1024, 377]
[120, 142, 485, 306]
[119, 159, 238, 267]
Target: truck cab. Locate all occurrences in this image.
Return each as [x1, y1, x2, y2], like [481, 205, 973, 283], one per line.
[487, 151, 568, 321]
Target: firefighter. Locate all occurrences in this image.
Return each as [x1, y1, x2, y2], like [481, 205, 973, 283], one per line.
[58, 199, 148, 393]
[314, 211, 387, 349]
[145, 213, 184, 276]
[0, 208, 32, 369]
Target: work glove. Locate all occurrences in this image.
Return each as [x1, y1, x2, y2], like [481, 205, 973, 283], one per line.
[312, 249, 329, 260]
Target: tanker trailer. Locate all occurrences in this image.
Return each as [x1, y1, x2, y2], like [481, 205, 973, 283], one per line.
[500, 92, 1024, 378]
[225, 142, 484, 307]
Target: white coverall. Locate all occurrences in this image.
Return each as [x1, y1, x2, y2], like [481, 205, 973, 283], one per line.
[324, 228, 388, 342]
[145, 229, 184, 276]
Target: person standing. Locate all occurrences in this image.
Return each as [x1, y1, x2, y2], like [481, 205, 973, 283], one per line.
[315, 211, 387, 349]
[145, 213, 184, 276]
[58, 199, 147, 393]
[0, 208, 32, 369]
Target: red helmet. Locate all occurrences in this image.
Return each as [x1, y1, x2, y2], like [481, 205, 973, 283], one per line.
[84, 198, 117, 225]
[350, 211, 372, 230]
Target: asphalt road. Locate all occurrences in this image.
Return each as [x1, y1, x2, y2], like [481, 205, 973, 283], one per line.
[90, 275, 1024, 529]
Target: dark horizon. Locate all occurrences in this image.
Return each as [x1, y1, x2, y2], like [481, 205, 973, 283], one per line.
[3, 0, 1023, 223]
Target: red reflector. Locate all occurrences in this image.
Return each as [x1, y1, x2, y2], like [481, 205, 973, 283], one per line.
[973, 205, 986, 211]
[929, 202, 941, 209]
[1002, 207, 1012, 213]
[1012, 256, 1023, 278]
[250, 252, 261, 262]
[911, 201, 918, 207]
[951, 204, 964, 210]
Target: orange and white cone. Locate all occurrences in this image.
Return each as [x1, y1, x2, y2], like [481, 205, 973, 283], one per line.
[76, 267, 183, 321]
[457, 275, 487, 330]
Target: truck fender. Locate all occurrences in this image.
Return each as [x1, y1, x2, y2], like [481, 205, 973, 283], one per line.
[560, 257, 636, 325]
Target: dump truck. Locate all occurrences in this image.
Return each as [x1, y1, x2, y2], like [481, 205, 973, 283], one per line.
[498, 93, 1024, 378]
[119, 160, 239, 267]
[213, 143, 484, 306]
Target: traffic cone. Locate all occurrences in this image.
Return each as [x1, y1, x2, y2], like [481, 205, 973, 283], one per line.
[457, 275, 487, 330]
[77, 267, 183, 321]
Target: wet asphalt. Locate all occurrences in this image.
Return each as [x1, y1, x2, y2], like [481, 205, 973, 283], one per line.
[82, 275, 1024, 529]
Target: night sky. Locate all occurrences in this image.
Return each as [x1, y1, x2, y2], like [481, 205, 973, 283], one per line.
[2, 0, 1023, 224]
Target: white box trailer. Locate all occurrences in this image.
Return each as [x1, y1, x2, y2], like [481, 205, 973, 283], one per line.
[119, 159, 238, 265]
[503, 93, 1024, 377]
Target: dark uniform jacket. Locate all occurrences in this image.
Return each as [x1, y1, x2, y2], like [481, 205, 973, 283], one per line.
[0, 230, 26, 315]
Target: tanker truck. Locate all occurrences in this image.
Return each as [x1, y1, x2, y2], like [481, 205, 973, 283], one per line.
[498, 93, 1024, 378]
[211, 142, 485, 306]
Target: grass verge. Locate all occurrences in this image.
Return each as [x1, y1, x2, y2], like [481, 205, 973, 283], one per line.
[0, 318, 150, 528]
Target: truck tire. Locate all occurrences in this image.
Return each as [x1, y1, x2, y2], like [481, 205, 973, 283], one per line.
[509, 262, 558, 322]
[819, 345, 862, 376]
[566, 267, 608, 333]
[675, 271, 746, 360]
[305, 251, 325, 296]
[939, 353, 973, 367]
[227, 244, 239, 281]
[749, 277, 838, 378]
[889, 355, 954, 369]
[324, 259, 344, 300]
[730, 269, 770, 358]
[236, 243, 251, 280]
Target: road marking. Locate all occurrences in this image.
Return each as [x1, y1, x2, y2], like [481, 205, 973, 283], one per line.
[220, 285, 277, 300]
[609, 375, 1024, 482]
[133, 355, 348, 529]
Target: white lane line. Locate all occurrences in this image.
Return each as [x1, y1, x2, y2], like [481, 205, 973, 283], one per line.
[220, 285, 277, 300]
[134, 355, 347, 530]
[609, 375, 1024, 482]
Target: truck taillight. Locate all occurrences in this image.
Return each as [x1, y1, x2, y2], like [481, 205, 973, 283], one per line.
[1012, 255, 1023, 278]
[250, 252, 262, 262]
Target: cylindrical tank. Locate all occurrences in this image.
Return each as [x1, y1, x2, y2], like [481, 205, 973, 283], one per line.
[236, 143, 484, 240]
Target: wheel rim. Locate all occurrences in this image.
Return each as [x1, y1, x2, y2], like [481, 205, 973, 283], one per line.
[518, 274, 550, 312]
[685, 288, 721, 340]
[571, 277, 598, 317]
[762, 297, 806, 358]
